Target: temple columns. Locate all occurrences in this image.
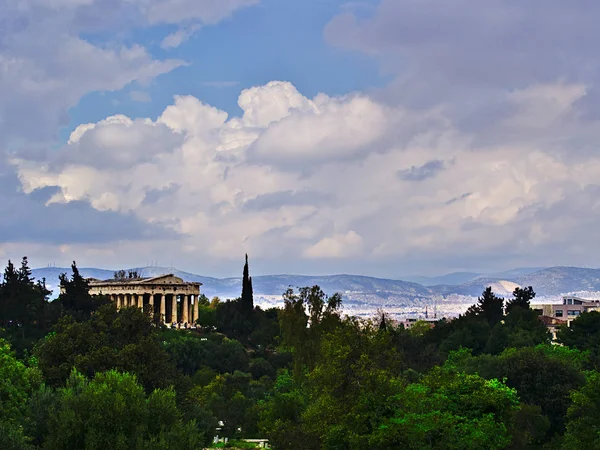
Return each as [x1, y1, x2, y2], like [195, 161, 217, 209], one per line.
[160, 294, 166, 322]
[171, 294, 178, 324]
[182, 294, 189, 324]
[192, 295, 199, 324]
[149, 294, 154, 314]
[110, 291, 200, 326]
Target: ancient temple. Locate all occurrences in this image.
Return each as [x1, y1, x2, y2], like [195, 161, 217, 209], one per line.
[85, 274, 202, 326]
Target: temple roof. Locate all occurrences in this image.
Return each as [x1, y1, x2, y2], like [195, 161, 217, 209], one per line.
[86, 274, 202, 286]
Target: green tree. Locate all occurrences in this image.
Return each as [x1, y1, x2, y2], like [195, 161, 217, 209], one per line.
[35, 304, 178, 392]
[562, 371, 600, 450]
[449, 344, 585, 440]
[241, 254, 254, 317]
[44, 370, 203, 450]
[557, 310, 600, 353]
[0, 258, 53, 350]
[279, 286, 343, 376]
[258, 371, 313, 450]
[0, 339, 41, 450]
[505, 286, 536, 314]
[370, 368, 519, 450]
[58, 261, 109, 320]
[466, 287, 505, 327]
[300, 318, 404, 449]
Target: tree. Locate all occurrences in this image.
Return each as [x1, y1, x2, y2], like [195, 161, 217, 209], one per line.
[58, 261, 108, 320]
[369, 368, 520, 450]
[299, 318, 403, 449]
[449, 344, 586, 441]
[0, 258, 53, 346]
[279, 286, 343, 376]
[241, 254, 254, 316]
[557, 310, 600, 352]
[44, 370, 203, 450]
[35, 304, 179, 392]
[209, 297, 221, 309]
[114, 269, 140, 280]
[466, 287, 505, 327]
[0, 339, 41, 449]
[562, 371, 600, 450]
[505, 286, 536, 314]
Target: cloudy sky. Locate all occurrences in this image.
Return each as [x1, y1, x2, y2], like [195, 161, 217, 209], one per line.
[2, 0, 600, 278]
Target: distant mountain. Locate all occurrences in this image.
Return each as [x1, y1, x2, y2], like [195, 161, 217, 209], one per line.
[31, 265, 600, 312]
[430, 278, 522, 297]
[487, 267, 547, 279]
[515, 267, 600, 296]
[32, 267, 432, 307]
[404, 267, 546, 287]
[402, 272, 481, 287]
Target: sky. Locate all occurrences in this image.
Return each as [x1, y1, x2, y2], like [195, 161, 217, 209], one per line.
[2, 0, 600, 278]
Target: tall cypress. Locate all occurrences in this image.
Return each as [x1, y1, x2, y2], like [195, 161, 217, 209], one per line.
[241, 254, 254, 315]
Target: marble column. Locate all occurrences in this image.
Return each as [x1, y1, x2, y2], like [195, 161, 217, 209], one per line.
[192, 295, 199, 324]
[149, 294, 154, 314]
[117, 294, 123, 310]
[137, 294, 144, 309]
[171, 294, 178, 324]
[182, 294, 189, 324]
[160, 294, 166, 323]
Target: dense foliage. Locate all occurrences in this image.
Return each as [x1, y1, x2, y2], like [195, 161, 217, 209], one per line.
[0, 256, 599, 449]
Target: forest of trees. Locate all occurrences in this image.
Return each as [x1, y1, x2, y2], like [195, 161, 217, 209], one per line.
[2, 256, 600, 449]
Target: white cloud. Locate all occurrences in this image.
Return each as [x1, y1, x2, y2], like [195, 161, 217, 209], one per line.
[0, 0, 255, 148]
[248, 94, 391, 165]
[11, 79, 600, 276]
[161, 24, 202, 49]
[237, 81, 318, 128]
[5, 0, 600, 277]
[132, 0, 259, 25]
[304, 231, 364, 259]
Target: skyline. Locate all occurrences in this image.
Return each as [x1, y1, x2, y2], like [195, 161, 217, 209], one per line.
[3, 1, 600, 278]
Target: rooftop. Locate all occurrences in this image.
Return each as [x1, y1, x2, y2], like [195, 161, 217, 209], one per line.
[86, 274, 202, 286]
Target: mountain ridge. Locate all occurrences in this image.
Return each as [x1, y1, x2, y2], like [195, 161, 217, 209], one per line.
[30, 265, 600, 309]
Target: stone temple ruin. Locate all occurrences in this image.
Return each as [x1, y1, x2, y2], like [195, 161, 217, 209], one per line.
[84, 273, 202, 327]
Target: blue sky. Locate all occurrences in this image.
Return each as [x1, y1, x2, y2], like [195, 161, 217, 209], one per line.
[4, 0, 600, 278]
[64, 0, 386, 141]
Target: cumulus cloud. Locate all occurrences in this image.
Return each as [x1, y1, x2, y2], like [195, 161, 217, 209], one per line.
[0, 0, 255, 147]
[11, 77, 600, 275]
[6, 0, 600, 275]
[304, 231, 364, 259]
[325, 0, 600, 127]
[0, 0, 254, 257]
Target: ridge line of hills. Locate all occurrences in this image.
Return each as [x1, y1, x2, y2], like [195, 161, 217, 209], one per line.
[30, 265, 600, 307]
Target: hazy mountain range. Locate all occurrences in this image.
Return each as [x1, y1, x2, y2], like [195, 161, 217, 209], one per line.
[31, 266, 600, 314]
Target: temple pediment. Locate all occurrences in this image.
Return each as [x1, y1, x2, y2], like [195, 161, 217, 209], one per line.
[142, 274, 185, 284]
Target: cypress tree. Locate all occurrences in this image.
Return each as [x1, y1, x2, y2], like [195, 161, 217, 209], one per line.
[241, 254, 254, 316]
